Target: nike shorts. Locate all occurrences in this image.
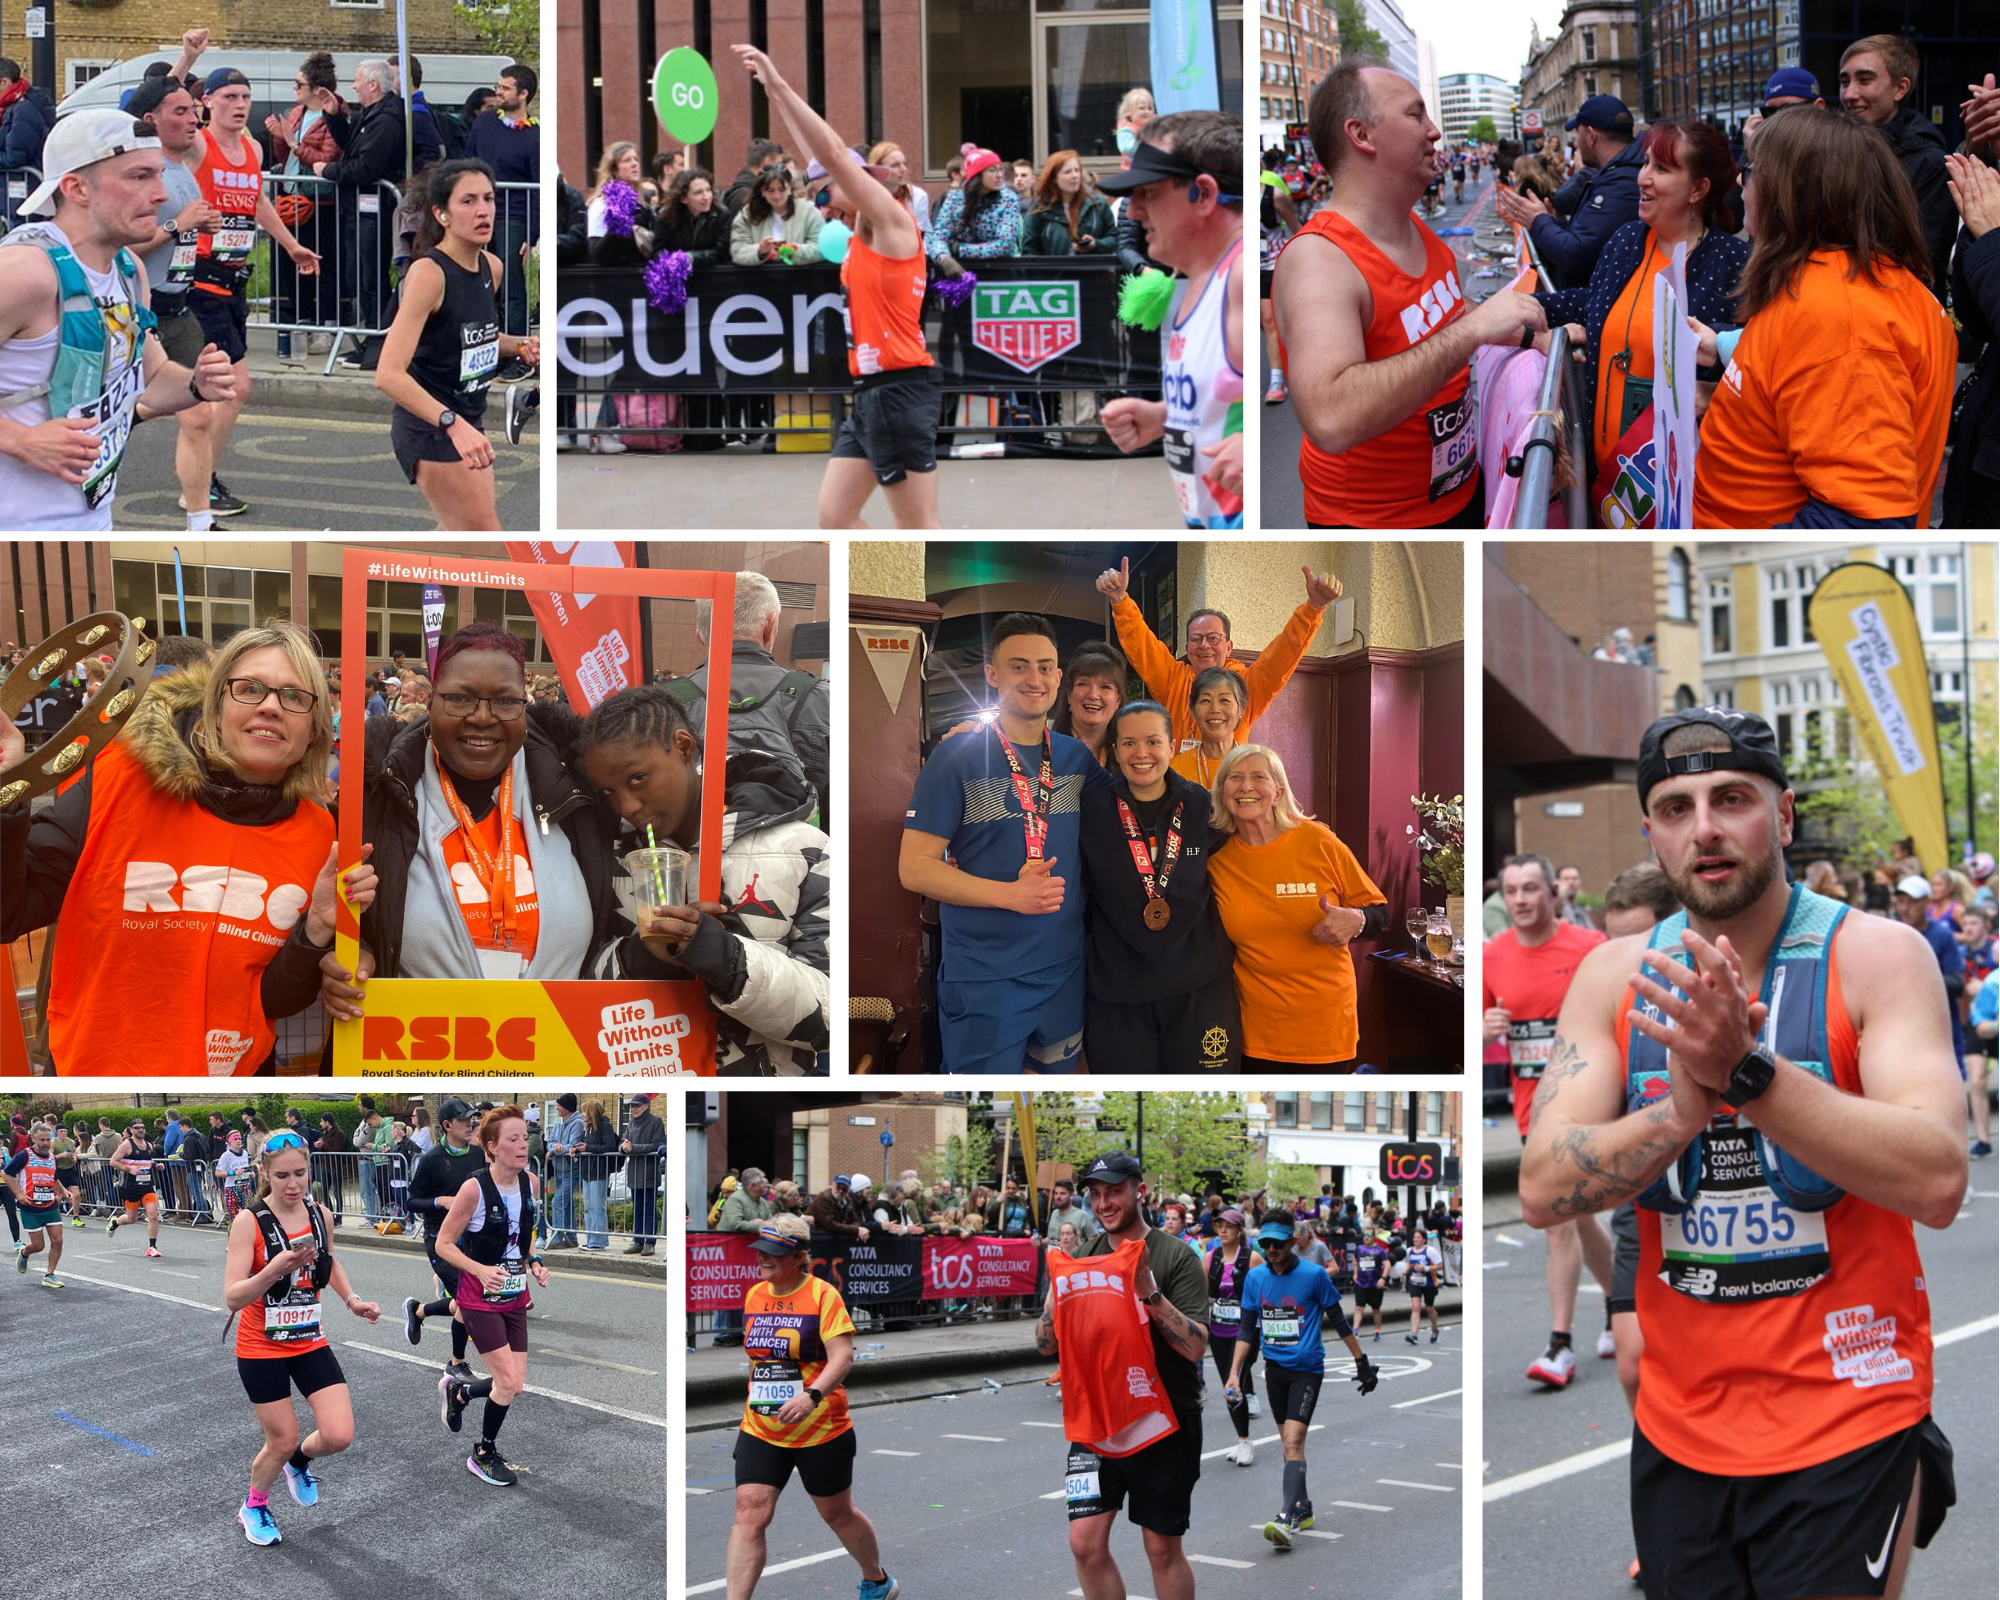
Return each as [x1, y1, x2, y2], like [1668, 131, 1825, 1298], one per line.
[831, 368, 940, 486]
[1630, 1416, 1955, 1600]
[938, 960, 1084, 1075]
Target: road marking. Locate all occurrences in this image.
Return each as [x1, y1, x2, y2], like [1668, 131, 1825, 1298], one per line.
[1332, 1501, 1391, 1511]
[872, 1449, 922, 1456]
[337, 1344, 666, 1427]
[1391, 1387, 1462, 1409]
[1434, 1462, 1467, 1469]
[1294, 1529, 1343, 1541]
[1492, 1232, 1526, 1247]
[1482, 1261, 1509, 1269]
[1020, 1420, 1065, 1428]
[686, 1486, 714, 1494]
[942, 1433, 1005, 1442]
[54, 1409, 153, 1455]
[1187, 1554, 1255, 1569]
[1378, 1479, 1455, 1491]
[688, 1550, 847, 1594]
[49, 1270, 220, 1315]
[1483, 1437, 1632, 1501]
[1041, 1489, 1067, 1499]
[150, 1269, 201, 1280]
[1936, 1313, 1999, 1347]
[533, 1348, 659, 1375]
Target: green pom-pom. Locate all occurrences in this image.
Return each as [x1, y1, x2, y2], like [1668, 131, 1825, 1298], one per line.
[1223, 399, 1243, 438]
[1118, 269, 1176, 331]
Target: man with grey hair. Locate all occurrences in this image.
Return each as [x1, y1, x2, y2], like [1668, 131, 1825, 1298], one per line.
[307, 60, 409, 329]
[711, 1166, 774, 1347]
[676, 570, 830, 829]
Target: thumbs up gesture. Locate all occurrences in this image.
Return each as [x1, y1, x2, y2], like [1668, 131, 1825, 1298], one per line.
[1010, 856, 1067, 915]
[1310, 893, 1365, 946]
[1096, 557, 1131, 603]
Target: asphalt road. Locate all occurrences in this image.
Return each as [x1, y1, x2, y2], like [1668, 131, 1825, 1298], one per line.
[110, 405, 540, 531]
[1478, 1180, 1999, 1599]
[1, 1218, 665, 1596]
[685, 1323, 1464, 1598]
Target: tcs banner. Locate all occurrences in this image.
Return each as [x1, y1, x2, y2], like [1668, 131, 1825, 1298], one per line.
[502, 541, 644, 711]
[924, 1236, 1040, 1298]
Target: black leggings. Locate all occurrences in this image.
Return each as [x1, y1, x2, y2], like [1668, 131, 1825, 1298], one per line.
[1212, 1338, 1255, 1439]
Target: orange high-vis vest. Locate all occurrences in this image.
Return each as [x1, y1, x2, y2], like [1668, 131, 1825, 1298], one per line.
[842, 234, 933, 378]
[1049, 1237, 1178, 1457]
[46, 741, 333, 1075]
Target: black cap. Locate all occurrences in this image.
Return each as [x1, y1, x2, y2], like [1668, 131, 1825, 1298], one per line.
[437, 1097, 474, 1125]
[1565, 94, 1634, 134]
[1636, 708, 1789, 812]
[1097, 139, 1213, 195]
[1077, 1151, 1144, 1188]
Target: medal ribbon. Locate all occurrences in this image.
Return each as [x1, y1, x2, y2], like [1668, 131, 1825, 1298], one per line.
[1114, 795, 1184, 904]
[996, 725, 1055, 861]
[437, 766, 517, 948]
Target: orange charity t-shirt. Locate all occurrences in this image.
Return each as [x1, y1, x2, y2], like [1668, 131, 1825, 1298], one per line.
[1693, 251, 1953, 528]
[740, 1271, 856, 1447]
[1048, 1237, 1178, 1457]
[1112, 595, 1321, 754]
[235, 1212, 331, 1360]
[1593, 237, 1662, 469]
[1206, 819, 1387, 1062]
[441, 801, 540, 964]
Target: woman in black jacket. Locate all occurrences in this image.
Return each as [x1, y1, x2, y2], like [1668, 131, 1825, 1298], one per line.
[587, 141, 655, 268]
[653, 167, 733, 449]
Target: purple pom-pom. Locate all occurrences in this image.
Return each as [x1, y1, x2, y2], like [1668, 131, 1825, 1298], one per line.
[600, 179, 640, 238]
[933, 270, 979, 310]
[645, 250, 693, 314]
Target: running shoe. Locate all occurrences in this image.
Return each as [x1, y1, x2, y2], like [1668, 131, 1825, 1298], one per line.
[1971, 1140, 1994, 1158]
[106, 1216, 119, 1236]
[1527, 1342, 1576, 1389]
[1045, 1370, 1061, 1385]
[238, 1501, 282, 1546]
[144, 1245, 162, 1258]
[14, 1243, 26, 1274]
[1597, 1328, 1617, 1358]
[1229, 1439, 1255, 1467]
[857, 1576, 899, 1600]
[1247, 1393, 1261, 1417]
[467, 1443, 517, 1486]
[440, 1373, 470, 1434]
[1629, 1556, 1643, 1586]
[505, 383, 537, 446]
[446, 1358, 475, 1386]
[1405, 1332, 1419, 1344]
[402, 1296, 424, 1346]
[1430, 1326, 1439, 1343]
[282, 1462, 320, 1506]
[1262, 1515, 1296, 1550]
[209, 476, 248, 517]
[1295, 1503, 1315, 1531]
[1372, 1329, 1380, 1341]
[1264, 374, 1288, 405]
[40, 1274, 63, 1289]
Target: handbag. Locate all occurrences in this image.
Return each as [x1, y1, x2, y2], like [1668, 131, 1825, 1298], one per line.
[614, 390, 683, 452]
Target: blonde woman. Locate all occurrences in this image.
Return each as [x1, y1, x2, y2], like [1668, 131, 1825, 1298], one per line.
[0, 621, 376, 1074]
[867, 140, 931, 231]
[1207, 744, 1388, 1069]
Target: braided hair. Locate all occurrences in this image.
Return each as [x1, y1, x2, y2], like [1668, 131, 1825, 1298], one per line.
[580, 682, 696, 756]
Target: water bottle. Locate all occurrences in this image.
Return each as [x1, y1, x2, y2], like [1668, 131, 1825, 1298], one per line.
[277, 330, 292, 360]
[981, 1378, 1002, 1393]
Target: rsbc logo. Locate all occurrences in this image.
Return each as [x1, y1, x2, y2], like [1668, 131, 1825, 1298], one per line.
[1379, 1141, 1443, 1182]
[361, 1015, 537, 1061]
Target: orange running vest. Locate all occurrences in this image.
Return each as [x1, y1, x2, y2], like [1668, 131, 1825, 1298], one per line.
[1280, 210, 1476, 526]
[192, 129, 262, 294]
[842, 234, 932, 378]
[1621, 944, 1934, 1474]
[46, 741, 333, 1075]
[236, 1216, 331, 1360]
[1049, 1237, 1178, 1457]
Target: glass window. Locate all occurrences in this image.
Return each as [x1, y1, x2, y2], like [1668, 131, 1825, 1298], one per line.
[253, 570, 291, 629]
[208, 567, 252, 601]
[1667, 548, 1691, 621]
[1343, 1095, 1363, 1131]
[1310, 1091, 1332, 1130]
[210, 602, 252, 648]
[157, 561, 204, 598]
[1425, 1093, 1443, 1136]
[113, 561, 157, 629]
[1373, 1091, 1397, 1131]
[928, 0, 1033, 172]
[1274, 1092, 1298, 1129]
[1707, 576, 1731, 656]
[1045, 25, 1155, 160]
[308, 574, 343, 661]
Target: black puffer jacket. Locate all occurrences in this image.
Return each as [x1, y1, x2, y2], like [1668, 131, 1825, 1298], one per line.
[1884, 105, 1955, 299]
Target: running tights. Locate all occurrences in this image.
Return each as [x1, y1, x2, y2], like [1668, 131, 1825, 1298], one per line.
[1211, 1340, 1253, 1439]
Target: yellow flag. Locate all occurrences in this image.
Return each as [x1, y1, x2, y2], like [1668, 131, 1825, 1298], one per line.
[1806, 563, 1949, 874]
[1010, 1093, 1040, 1232]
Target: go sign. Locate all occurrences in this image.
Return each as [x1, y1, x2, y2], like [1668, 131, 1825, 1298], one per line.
[654, 47, 718, 145]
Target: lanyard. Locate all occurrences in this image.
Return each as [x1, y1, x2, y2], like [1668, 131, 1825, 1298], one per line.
[1115, 793, 1185, 925]
[996, 725, 1055, 861]
[438, 767, 518, 948]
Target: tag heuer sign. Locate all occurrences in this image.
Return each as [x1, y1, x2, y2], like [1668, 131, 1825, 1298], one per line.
[971, 281, 1081, 373]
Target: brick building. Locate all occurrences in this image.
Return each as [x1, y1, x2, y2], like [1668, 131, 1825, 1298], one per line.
[1519, 3, 1639, 139]
[1258, 0, 1338, 127]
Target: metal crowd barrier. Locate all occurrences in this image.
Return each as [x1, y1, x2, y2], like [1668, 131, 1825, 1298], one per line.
[1, 165, 41, 230]
[1507, 219, 1592, 529]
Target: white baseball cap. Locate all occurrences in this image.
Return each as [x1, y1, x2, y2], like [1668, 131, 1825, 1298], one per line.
[1895, 875, 1932, 900]
[21, 110, 161, 219]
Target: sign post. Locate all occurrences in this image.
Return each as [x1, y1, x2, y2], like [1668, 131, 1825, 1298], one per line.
[654, 48, 720, 148]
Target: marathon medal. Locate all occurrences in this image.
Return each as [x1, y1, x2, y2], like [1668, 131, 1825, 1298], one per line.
[1115, 794, 1184, 931]
[997, 725, 1056, 861]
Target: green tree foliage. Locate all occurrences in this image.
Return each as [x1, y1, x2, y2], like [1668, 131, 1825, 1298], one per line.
[1332, 0, 1389, 64]
[1469, 114, 1499, 142]
[457, 0, 541, 68]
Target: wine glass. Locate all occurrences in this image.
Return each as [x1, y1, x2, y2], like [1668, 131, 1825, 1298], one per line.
[1426, 908, 1455, 969]
[1405, 907, 1427, 963]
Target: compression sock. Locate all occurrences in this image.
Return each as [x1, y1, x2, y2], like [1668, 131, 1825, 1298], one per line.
[1550, 1330, 1573, 1350]
[1283, 1459, 1308, 1517]
[451, 1320, 470, 1362]
[420, 1297, 452, 1319]
[462, 1375, 495, 1401]
[245, 1488, 269, 1508]
[289, 1447, 311, 1472]
[481, 1399, 509, 1443]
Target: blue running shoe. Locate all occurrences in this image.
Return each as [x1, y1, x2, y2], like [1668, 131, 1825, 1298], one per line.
[283, 1462, 319, 1506]
[238, 1501, 281, 1546]
[858, 1575, 899, 1600]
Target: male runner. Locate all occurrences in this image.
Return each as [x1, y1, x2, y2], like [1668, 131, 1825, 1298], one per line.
[106, 1118, 165, 1257]
[1039, 1152, 1211, 1600]
[1097, 112, 1245, 528]
[1225, 1216, 1378, 1549]
[0, 109, 239, 530]
[5, 1123, 68, 1287]
[899, 613, 1110, 1073]
[402, 1097, 487, 1385]
[1522, 707, 1965, 1600]
[1350, 1224, 1393, 1340]
[183, 65, 321, 519]
[1259, 148, 1299, 405]
[1484, 852, 1613, 1386]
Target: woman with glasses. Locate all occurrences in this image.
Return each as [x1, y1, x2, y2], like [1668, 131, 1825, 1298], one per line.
[0, 621, 375, 1075]
[225, 1129, 380, 1546]
[318, 623, 622, 1024]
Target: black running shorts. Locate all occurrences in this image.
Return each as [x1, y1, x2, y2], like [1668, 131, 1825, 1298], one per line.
[1063, 1415, 1202, 1536]
[392, 408, 482, 483]
[1084, 970, 1243, 1075]
[1353, 1285, 1385, 1310]
[154, 300, 204, 366]
[190, 285, 249, 364]
[1608, 1200, 1640, 1315]
[1408, 1282, 1439, 1306]
[238, 1345, 346, 1406]
[733, 1426, 857, 1498]
[831, 368, 940, 486]
[1630, 1416, 1955, 1600]
[1263, 1361, 1321, 1426]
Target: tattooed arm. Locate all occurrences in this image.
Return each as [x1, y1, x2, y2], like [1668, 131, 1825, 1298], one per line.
[1518, 938, 1720, 1229]
[1036, 1283, 1059, 1357]
[1135, 1241, 1211, 1362]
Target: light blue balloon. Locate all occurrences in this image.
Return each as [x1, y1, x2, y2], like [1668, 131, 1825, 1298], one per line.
[819, 219, 852, 264]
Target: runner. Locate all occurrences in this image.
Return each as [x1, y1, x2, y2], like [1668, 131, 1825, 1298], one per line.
[374, 158, 540, 531]
[733, 44, 938, 530]
[1226, 1215, 1379, 1549]
[1482, 852, 1614, 1386]
[1451, 147, 1466, 204]
[401, 1096, 486, 1386]
[1260, 148, 1299, 405]
[4, 1123, 67, 1288]
[0, 108, 240, 531]
[223, 1129, 380, 1547]
[105, 1119, 164, 1257]
[1521, 707, 1966, 1600]
[433, 1105, 552, 1487]
[724, 1214, 896, 1600]
[1350, 1225, 1393, 1341]
[184, 67, 320, 520]
[1037, 1151, 1210, 1600]
[1401, 1223, 1442, 1343]
[1204, 1205, 1263, 1464]
[1097, 112, 1245, 528]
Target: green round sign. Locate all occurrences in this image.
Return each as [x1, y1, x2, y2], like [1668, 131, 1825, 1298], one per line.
[654, 47, 719, 146]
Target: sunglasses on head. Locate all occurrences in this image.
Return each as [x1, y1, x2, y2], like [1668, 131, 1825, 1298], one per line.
[264, 1131, 309, 1154]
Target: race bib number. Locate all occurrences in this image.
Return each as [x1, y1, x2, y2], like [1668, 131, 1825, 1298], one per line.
[1425, 391, 1475, 503]
[494, 1267, 528, 1298]
[1662, 1126, 1830, 1303]
[460, 325, 500, 393]
[1164, 425, 1199, 516]
[126, 1160, 152, 1182]
[30, 1182, 56, 1205]
[1261, 1313, 1300, 1346]
[213, 226, 256, 263]
[74, 333, 145, 511]
[1507, 1018, 1557, 1078]
[1064, 1446, 1104, 1514]
[267, 1300, 323, 1343]
[1209, 1300, 1241, 1326]
[748, 1359, 803, 1416]
[168, 234, 198, 284]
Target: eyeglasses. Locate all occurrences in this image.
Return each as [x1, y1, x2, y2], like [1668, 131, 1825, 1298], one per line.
[294, 79, 308, 89]
[264, 1131, 308, 1154]
[226, 677, 318, 714]
[1186, 629, 1229, 649]
[436, 691, 528, 721]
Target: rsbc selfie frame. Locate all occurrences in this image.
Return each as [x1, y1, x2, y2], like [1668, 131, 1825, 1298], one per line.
[333, 548, 734, 1074]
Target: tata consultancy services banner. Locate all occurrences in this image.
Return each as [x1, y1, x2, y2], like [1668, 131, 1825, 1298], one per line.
[1151, 0, 1222, 113]
[924, 1236, 1041, 1298]
[686, 1233, 1042, 1310]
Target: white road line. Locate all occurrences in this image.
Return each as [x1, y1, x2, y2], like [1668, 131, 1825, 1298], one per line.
[1936, 1314, 2000, 1347]
[686, 1486, 714, 1494]
[1187, 1554, 1255, 1569]
[1020, 1420, 1065, 1428]
[533, 1348, 660, 1376]
[1332, 1501, 1392, 1511]
[149, 1269, 201, 1280]
[872, 1449, 922, 1456]
[687, 1549, 846, 1594]
[943, 1433, 1005, 1442]
[1392, 1387, 1462, 1408]
[336, 1344, 666, 1427]
[1434, 1462, 1468, 1469]
[46, 1270, 221, 1315]
[1294, 1529, 1343, 1541]
[1379, 1479, 1455, 1491]
[1482, 1261, 1509, 1269]
[1041, 1489, 1068, 1499]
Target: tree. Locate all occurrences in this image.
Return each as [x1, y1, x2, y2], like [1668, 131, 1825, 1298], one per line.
[1094, 1093, 1258, 1198]
[1791, 699, 1995, 869]
[457, 0, 540, 68]
[1469, 114, 1499, 143]
[1332, 0, 1389, 65]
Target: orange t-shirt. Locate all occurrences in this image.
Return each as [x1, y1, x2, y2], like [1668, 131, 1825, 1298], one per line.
[1622, 939, 1933, 1474]
[842, 233, 932, 378]
[740, 1272, 856, 1447]
[1593, 237, 1662, 469]
[441, 801, 540, 964]
[1112, 595, 1322, 754]
[1048, 1237, 1178, 1457]
[235, 1213, 330, 1360]
[1207, 820, 1387, 1062]
[1693, 251, 1953, 528]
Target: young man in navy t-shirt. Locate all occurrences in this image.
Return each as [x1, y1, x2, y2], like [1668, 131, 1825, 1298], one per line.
[899, 613, 1109, 1072]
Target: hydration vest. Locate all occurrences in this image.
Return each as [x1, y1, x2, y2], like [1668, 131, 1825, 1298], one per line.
[1627, 884, 1848, 1215]
[458, 1167, 538, 1269]
[247, 1198, 334, 1301]
[0, 225, 156, 418]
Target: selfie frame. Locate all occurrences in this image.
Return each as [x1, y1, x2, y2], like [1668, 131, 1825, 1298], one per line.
[333, 548, 735, 1075]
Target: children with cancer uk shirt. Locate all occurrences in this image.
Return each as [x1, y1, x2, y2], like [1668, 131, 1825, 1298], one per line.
[1693, 250, 1955, 528]
[1482, 920, 1606, 1134]
[740, 1271, 856, 1449]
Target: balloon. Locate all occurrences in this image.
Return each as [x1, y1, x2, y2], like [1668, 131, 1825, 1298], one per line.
[819, 219, 852, 264]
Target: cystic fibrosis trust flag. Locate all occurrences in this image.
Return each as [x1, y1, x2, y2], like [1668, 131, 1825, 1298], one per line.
[1807, 563, 1949, 875]
[855, 623, 922, 716]
[503, 541, 643, 710]
[1150, 0, 1222, 114]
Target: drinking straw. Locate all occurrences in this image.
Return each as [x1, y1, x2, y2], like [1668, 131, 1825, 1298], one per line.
[645, 822, 668, 907]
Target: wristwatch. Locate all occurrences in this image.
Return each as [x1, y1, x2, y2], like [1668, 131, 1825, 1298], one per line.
[1144, 1290, 1164, 1307]
[436, 407, 459, 431]
[1721, 1044, 1777, 1110]
[804, 1387, 825, 1407]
